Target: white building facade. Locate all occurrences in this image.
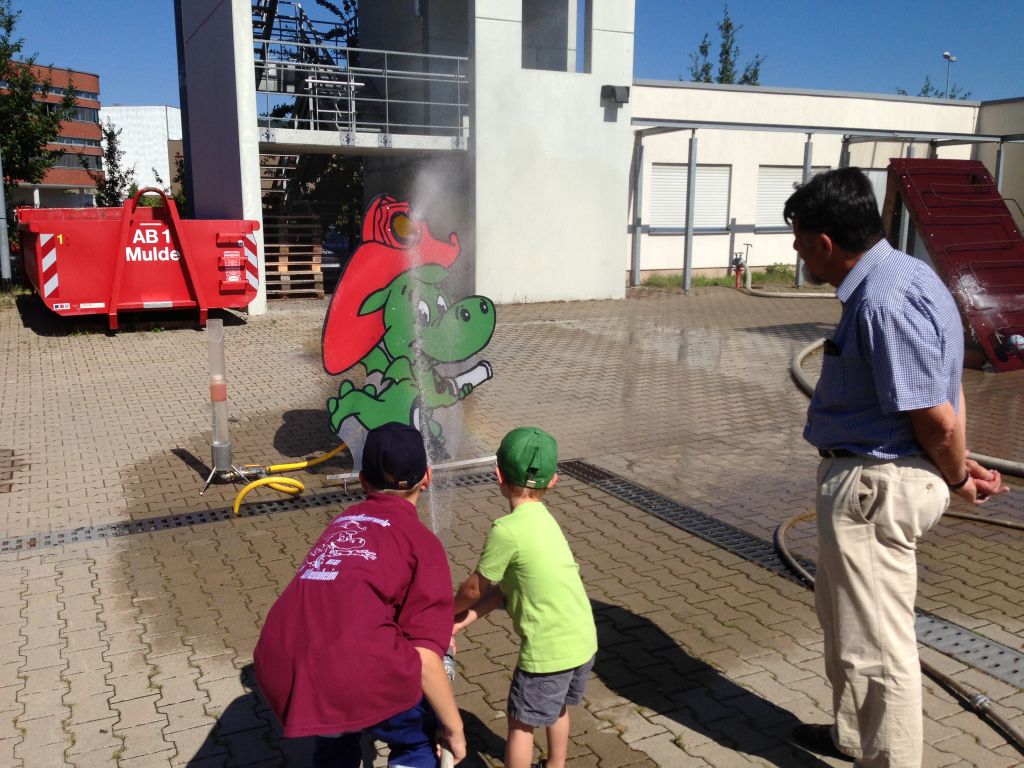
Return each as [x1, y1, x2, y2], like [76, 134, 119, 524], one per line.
[173, 1, 1024, 305]
[99, 105, 183, 192]
[626, 81, 1008, 279]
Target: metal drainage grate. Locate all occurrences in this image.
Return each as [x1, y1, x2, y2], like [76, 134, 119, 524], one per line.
[559, 459, 1024, 691]
[0, 468, 497, 555]
[558, 459, 816, 583]
[917, 612, 1024, 689]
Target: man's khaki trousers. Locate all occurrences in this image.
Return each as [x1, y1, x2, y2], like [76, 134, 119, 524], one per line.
[815, 456, 949, 768]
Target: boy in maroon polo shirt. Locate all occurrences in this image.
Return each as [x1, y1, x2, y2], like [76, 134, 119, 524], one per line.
[254, 422, 466, 768]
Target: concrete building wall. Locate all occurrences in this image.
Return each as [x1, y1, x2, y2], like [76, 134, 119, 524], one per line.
[629, 82, 981, 276]
[100, 106, 182, 190]
[473, 0, 635, 303]
[976, 98, 1024, 230]
[360, 1, 474, 296]
[178, 0, 266, 313]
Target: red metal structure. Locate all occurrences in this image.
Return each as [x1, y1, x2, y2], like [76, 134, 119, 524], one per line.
[884, 159, 1024, 372]
[19, 189, 260, 331]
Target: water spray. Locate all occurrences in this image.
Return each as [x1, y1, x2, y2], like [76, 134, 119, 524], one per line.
[323, 455, 497, 491]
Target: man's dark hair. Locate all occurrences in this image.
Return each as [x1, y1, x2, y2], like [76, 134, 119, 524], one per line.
[783, 167, 885, 253]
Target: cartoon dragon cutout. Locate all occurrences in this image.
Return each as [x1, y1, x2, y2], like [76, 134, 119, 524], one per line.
[322, 195, 495, 462]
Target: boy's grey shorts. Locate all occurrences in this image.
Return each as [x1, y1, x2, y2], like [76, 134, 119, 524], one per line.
[507, 655, 595, 727]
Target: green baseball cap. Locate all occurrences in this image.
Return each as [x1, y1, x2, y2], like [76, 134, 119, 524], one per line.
[497, 427, 558, 489]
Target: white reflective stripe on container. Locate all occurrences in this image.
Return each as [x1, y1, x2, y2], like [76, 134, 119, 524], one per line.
[244, 232, 259, 288]
[39, 233, 59, 297]
[142, 301, 173, 309]
[41, 250, 57, 272]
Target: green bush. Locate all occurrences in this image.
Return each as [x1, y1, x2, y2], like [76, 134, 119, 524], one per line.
[760, 263, 797, 283]
[642, 273, 735, 289]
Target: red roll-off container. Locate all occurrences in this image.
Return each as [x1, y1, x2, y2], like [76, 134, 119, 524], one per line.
[18, 188, 260, 330]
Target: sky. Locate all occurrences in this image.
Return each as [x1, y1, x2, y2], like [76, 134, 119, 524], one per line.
[10, 1, 1024, 106]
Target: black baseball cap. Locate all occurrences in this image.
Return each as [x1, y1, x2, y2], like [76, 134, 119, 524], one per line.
[361, 423, 428, 490]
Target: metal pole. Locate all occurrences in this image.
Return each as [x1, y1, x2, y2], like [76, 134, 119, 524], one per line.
[727, 218, 736, 273]
[899, 143, 914, 253]
[796, 133, 813, 288]
[839, 136, 851, 169]
[682, 130, 696, 295]
[0, 146, 11, 290]
[629, 137, 644, 287]
[995, 141, 1005, 193]
[943, 51, 956, 99]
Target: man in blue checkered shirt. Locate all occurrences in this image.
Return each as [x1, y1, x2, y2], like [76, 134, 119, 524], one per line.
[783, 168, 1007, 768]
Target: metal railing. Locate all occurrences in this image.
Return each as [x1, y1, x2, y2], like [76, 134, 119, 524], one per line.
[253, 1, 468, 140]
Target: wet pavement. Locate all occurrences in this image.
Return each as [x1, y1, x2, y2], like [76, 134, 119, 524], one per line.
[1, 286, 1023, 766]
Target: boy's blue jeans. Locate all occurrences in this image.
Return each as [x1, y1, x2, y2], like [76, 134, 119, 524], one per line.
[312, 697, 439, 768]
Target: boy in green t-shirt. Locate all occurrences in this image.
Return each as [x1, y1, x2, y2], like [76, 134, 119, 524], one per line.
[453, 427, 597, 768]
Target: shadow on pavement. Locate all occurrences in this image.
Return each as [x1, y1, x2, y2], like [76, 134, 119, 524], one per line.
[186, 665, 503, 767]
[184, 664, 313, 767]
[459, 710, 505, 767]
[740, 320, 836, 342]
[273, 409, 352, 470]
[592, 601, 831, 767]
[171, 447, 213, 481]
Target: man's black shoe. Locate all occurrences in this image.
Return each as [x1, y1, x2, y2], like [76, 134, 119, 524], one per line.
[790, 723, 854, 762]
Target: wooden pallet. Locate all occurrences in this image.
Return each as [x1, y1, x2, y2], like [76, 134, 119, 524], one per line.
[262, 213, 324, 299]
[266, 271, 325, 299]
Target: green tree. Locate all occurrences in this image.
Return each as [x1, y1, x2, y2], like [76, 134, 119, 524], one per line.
[90, 119, 133, 207]
[896, 75, 971, 100]
[0, 0, 75, 208]
[686, 4, 764, 85]
[125, 155, 189, 213]
[170, 152, 187, 213]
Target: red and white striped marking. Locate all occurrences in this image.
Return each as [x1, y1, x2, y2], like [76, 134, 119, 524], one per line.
[243, 233, 259, 289]
[39, 234, 59, 298]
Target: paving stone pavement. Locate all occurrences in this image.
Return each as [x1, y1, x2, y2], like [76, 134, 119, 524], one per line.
[1, 286, 1023, 767]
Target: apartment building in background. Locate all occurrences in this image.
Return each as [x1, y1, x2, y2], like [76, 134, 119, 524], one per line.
[9, 65, 102, 208]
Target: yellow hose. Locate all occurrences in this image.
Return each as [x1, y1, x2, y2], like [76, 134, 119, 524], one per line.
[231, 443, 348, 516]
[232, 476, 305, 516]
[266, 443, 347, 473]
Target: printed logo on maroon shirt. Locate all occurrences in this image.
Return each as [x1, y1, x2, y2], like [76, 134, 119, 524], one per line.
[298, 515, 389, 581]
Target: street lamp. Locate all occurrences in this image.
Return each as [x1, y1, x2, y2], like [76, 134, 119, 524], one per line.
[943, 51, 957, 98]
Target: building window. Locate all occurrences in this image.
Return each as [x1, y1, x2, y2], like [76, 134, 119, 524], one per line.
[756, 166, 830, 228]
[648, 163, 731, 229]
[522, 0, 591, 73]
[0, 79, 98, 101]
[71, 106, 99, 123]
[54, 136, 102, 148]
[52, 153, 101, 170]
[45, 103, 99, 122]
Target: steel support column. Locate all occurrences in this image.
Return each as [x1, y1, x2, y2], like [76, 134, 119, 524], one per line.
[996, 141, 1005, 193]
[682, 130, 696, 294]
[899, 143, 915, 253]
[629, 137, 645, 287]
[796, 133, 813, 288]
